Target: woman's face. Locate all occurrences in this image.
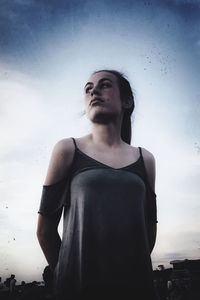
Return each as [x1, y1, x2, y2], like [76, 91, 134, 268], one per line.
[84, 71, 123, 123]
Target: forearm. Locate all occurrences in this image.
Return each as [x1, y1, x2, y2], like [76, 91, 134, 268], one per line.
[37, 229, 61, 271]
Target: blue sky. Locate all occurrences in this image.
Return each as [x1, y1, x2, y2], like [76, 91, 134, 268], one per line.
[0, 0, 200, 282]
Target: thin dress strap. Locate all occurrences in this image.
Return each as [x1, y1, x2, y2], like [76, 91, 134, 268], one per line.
[138, 147, 148, 182]
[138, 146, 142, 159]
[71, 137, 78, 149]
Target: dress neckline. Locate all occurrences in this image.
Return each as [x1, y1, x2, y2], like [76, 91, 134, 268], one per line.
[75, 147, 141, 171]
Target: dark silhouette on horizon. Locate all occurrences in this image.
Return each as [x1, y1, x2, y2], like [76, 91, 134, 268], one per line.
[0, 259, 200, 300]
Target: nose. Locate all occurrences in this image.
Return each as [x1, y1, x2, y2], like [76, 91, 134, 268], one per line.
[90, 85, 101, 96]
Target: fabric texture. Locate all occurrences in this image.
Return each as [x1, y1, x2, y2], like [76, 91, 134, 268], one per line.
[38, 138, 158, 300]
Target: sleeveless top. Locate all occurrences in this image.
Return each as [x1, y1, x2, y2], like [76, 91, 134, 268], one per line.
[38, 138, 158, 300]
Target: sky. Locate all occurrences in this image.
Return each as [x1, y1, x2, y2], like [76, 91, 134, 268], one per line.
[0, 0, 200, 283]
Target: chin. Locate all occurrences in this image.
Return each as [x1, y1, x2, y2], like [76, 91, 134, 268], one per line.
[89, 111, 116, 124]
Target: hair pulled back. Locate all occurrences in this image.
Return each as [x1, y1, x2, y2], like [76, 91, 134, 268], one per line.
[93, 69, 135, 144]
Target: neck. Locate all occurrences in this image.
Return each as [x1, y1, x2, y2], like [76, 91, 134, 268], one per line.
[90, 121, 123, 147]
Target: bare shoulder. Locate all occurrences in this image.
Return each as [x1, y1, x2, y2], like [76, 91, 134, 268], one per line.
[140, 147, 156, 191]
[140, 147, 155, 164]
[43, 138, 75, 186]
[52, 138, 75, 156]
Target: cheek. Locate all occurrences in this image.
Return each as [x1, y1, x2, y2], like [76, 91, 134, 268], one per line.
[84, 95, 90, 107]
[112, 92, 122, 110]
[106, 90, 119, 103]
[84, 102, 90, 117]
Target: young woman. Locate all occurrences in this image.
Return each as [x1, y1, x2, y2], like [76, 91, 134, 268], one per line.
[37, 70, 158, 300]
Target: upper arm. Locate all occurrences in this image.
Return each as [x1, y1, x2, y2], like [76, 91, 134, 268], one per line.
[141, 148, 156, 192]
[37, 138, 75, 231]
[44, 138, 75, 186]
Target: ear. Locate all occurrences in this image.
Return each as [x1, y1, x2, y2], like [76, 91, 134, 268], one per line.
[122, 97, 133, 109]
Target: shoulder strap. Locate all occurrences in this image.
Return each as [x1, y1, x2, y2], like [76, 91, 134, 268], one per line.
[71, 137, 78, 149]
[138, 146, 142, 159]
[138, 147, 148, 183]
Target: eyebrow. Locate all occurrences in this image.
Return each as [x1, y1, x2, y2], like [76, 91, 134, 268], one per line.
[84, 77, 113, 89]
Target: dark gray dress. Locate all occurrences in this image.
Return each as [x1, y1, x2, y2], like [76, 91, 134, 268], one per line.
[39, 138, 158, 300]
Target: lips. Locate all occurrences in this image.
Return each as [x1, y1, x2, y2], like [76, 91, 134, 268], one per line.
[90, 97, 104, 106]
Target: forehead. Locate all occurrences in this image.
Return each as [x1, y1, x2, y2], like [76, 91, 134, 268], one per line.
[87, 71, 118, 84]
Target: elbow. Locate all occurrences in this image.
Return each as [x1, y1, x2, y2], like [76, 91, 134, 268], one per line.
[37, 226, 53, 240]
[36, 226, 47, 244]
[37, 227, 55, 248]
[36, 221, 50, 242]
[37, 213, 60, 245]
[37, 222, 58, 242]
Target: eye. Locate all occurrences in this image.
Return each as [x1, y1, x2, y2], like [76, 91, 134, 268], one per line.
[101, 82, 111, 88]
[85, 86, 92, 94]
